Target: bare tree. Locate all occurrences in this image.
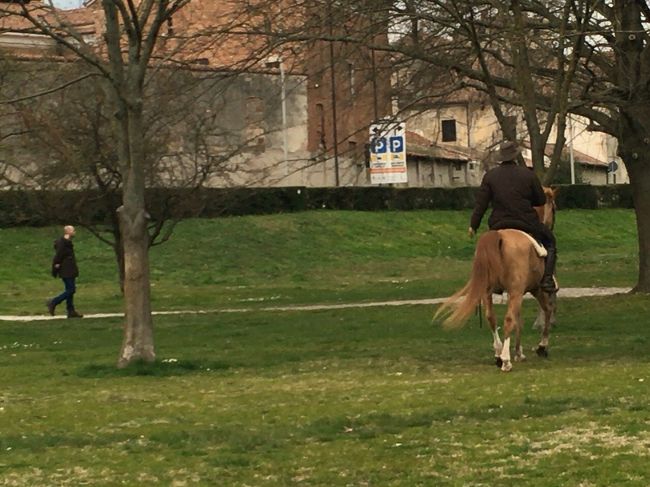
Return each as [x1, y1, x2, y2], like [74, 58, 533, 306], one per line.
[0, 0, 198, 366]
[272, 0, 650, 292]
[390, 0, 650, 292]
[2, 0, 325, 365]
[1, 60, 245, 288]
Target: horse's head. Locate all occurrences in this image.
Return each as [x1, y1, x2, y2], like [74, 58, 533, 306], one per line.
[536, 186, 557, 230]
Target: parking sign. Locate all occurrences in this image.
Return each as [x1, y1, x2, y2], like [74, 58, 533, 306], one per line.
[369, 121, 407, 184]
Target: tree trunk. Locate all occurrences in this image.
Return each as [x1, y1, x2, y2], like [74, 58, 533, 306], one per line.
[617, 107, 650, 293]
[116, 96, 155, 367]
[613, 0, 649, 292]
[624, 155, 650, 293]
[117, 204, 155, 367]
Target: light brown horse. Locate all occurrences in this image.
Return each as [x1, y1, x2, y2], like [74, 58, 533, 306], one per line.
[435, 187, 558, 372]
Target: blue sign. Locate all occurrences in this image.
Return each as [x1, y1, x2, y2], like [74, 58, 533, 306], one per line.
[370, 137, 387, 154]
[607, 161, 618, 173]
[389, 136, 404, 153]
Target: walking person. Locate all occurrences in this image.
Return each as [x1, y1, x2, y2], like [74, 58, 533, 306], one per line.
[468, 140, 558, 293]
[47, 225, 83, 318]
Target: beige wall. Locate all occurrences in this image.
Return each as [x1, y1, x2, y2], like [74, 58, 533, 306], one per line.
[580, 165, 608, 185]
[562, 115, 629, 184]
[405, 101, 629, 187]
[405, 159, 481, 188]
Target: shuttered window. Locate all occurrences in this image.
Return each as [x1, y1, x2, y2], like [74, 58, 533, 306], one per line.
[441, 119, 457, 142]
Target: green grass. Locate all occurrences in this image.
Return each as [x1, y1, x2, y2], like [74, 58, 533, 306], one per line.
[1, 295, 649, 485]
[0, 209, 646, 485]
[0, 208, 639, 315]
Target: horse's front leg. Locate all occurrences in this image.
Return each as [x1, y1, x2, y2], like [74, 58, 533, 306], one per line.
[532, 290, 554, 358]
[533, 291, 557, 330]
[513, 296, 526, 363]
[500, 292, 524, 372]
[514, 319, 526, 363]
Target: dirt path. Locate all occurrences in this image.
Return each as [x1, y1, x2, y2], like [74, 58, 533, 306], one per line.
[0, 287, 632, 322]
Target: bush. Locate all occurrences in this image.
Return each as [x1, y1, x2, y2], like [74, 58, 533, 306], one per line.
[554, 184, 634, 210]
[0, 184, 634, 227]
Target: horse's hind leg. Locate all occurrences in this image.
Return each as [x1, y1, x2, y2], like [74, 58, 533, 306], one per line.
[484, 295, 502, 367]
[499, 292, 524, 372]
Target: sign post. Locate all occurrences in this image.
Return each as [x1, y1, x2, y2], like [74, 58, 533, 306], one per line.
[369, 121, 407, 184]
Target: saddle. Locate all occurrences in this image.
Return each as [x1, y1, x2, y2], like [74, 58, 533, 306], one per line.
[499, 229, 547, 257]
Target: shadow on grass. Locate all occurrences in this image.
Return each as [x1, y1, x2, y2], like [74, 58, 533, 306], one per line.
[75, 359, 231, 378]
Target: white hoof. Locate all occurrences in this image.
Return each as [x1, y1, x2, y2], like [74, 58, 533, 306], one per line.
[514, 353, 526, 362]
[501, 361, 512, 372]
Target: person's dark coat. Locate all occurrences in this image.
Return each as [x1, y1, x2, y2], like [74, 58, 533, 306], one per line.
[470, 161, 546, 234]
[52, 237, 79, 279]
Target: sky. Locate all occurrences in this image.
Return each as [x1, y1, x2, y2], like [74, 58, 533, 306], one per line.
[51, 0, 84, 9]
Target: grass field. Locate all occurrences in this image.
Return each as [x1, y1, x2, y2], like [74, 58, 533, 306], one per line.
[0, 208, 647, 485]
[0, 208, 639, 315]
[1, 296, 649, 485]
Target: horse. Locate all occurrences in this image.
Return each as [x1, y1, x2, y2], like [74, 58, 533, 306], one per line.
[435, 187, 558, 372]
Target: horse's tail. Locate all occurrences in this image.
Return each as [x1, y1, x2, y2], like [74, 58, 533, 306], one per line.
[435, 231, 503, 328]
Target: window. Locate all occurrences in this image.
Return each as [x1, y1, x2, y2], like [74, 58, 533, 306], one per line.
[441, 119, 457, 142]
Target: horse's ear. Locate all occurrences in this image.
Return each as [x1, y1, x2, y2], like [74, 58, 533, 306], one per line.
[552, 186, 560, 198]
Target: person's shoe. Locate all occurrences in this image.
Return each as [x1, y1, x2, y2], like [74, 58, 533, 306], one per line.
[46, 299, 55, 316]
[540, 275, 558, 293]
[67, 310, 84, 319]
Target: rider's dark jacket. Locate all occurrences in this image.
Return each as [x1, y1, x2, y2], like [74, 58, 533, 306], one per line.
[470, 161, 547, 237]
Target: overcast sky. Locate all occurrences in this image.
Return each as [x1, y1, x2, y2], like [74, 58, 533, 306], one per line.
[51, 0, 84, 9]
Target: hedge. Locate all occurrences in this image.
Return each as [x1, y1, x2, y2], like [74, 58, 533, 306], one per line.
[0, 184, 634, 227]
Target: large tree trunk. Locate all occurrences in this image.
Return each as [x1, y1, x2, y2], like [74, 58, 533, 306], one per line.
[115, 94, 155, 367]
[617, 107, 650, 293]
[117, 204, 155, 367]
[623, 153, 650, 293]
[614, 0, 650, 293]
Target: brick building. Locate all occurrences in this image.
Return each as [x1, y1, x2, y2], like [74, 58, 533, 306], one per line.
[1, 0, 393, 187]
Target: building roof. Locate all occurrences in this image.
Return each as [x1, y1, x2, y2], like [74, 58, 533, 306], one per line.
[405, 131, 482, 161]
[0, 1, 306, 70]
[0, 1, 97, 56]
[521, 143, 608, 169]
[545, 143, 608, 167]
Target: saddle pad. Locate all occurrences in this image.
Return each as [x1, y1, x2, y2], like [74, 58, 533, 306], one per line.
[500, 229, 548, 257]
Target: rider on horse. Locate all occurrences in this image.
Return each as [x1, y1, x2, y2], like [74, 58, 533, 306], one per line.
[468, 140, 558, 293]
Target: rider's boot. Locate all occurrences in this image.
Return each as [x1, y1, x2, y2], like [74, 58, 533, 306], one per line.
[540, 246, 558, 293]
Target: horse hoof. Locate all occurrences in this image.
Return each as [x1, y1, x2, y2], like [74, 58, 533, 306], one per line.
[536, 346, 548, 358]
[495, 357, 503, 368]
[501, 361, 512, 372]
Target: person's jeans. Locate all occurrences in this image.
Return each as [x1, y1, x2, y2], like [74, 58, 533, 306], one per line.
[53, 277, 76, 313]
